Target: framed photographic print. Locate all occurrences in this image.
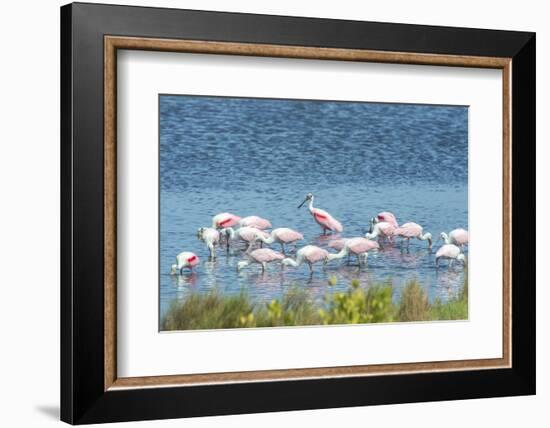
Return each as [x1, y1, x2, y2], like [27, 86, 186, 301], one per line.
[60, 2, 536, 424]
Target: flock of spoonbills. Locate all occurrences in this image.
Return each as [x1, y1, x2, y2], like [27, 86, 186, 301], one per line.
[170, 192, 468, 275]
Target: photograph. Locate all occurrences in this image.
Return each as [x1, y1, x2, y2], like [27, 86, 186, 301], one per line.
[159, 94, 469, 331]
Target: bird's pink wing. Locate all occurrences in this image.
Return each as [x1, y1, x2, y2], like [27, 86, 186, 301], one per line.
[276, 228, 303, 243]
[240, 216, 272, 229]
[436, 245, 460, 258]
[251, 248, 284, 262]
[329, 239, 348, 250]
[217, 213, 241, 228]
[377, 212, 398, 227]
[394, 222, 421, 237]
[238, 227, 262, 242]
[378, 222, 396, 236]
[348, 238, 379, 253]
[304, 247, 328, 263]
[452, 229, 469, 245]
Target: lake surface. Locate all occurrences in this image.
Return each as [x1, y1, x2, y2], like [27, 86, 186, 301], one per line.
[159, 95, 468, 323]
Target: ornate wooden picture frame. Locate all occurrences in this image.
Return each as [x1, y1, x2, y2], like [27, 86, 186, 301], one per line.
[61, 2, 535, 424]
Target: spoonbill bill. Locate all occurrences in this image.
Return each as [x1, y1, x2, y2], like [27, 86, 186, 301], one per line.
[435, 244, 466, 268]
[365, 221, 396, 242]
[440, 228, 469, 248]
[255, 227, 304, 254]
[237, 248, 285, 272]
[223, 226, 270, 252]
[282, 245, 329, 273]
[238, 215, 272, 230]
[393, 222, 432, 248]
[196, 227, 221, 259]
[170, 251, 200, 274]
[326, 237, 379, 267]
[212, 212, 241, 229]
[298, 193, 343, 234]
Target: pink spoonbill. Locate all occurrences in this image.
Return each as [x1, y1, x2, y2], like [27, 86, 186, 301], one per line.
[212, 212, 241, 229]
[326, 237, 379, 267]
[196, 227, 221, 259]
[282, 245, 329, 273]
[255, 227, 304, 254]
[370, 211, 399, 228]
[223, 226, 270, 252]
[298, 193, 343, 234]
[435, 244, 466, 268]
[365, 221, 396, 242]
[237, 248, 285, 272]
[393, 222, 432, 249]
[170, 251, 200, 274]
[238, 215, 272, 230]
[440, 228, 469, 249]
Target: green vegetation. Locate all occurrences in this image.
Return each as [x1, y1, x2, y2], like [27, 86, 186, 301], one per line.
[161, 277, 468, 331]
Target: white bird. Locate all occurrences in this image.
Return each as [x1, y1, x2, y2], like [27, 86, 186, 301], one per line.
[197, 227, 221, 259]
[435, 244, 466, 268]
[170, 251, 200, 274]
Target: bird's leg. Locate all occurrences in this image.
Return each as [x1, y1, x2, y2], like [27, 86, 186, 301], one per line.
[308, 262, 313, 273]
[208, 242, 216, 260]
[280, 243, 286, 255]
[356, 254, 361, 267]
[261, 262, 267, 272]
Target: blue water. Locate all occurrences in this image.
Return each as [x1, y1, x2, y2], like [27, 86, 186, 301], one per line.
[159, 95, 468, 323]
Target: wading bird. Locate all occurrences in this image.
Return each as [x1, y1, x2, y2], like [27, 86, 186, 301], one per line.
[440, 228, 469, 248]
[211, 212, 241, 229]
[326, 237, 379, 267]
[393, 222, 432, 248]
[282, 245, 329, 273]
[223, 226, 270, 252]
[196, 227, 221, 259]
[298, 193, 343, 234]
[237, 248, 285, 272]
[435, 244, 466, 268]
[238, 215, 272, 230]
[365, 221, 396, 242]
[371, 211, 399, 228]
[170, 251, 200, 274]
[255, 227, 304, 254]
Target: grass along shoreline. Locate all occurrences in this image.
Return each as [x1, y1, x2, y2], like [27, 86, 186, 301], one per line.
[161, 277, 468, 331]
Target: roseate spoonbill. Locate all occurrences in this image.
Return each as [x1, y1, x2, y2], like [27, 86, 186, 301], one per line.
[238, 215, 272, 230]
[255, 227, 304, 254]
[435, 244, 466, 268]
[237, 248, 285, 272]
[298, 193, 343, 234]
[223, 226, 270, 252]
[282, 245, 329, 273]
[393, 222, 432, 248]
[370, 211, 399, 229]
[440, 228, 469, 248]
[196, 227, 220, 259]
[211, 212, 241, 229]
[170, 251, 200, 274]
[365, 221, 396, 242]
[326, 237, 379, 267]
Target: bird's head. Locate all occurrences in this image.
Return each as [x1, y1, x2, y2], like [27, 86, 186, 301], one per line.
[457, 253, 467, 265]
[298, 192, 314, 208]
[237, 260, 248, 271]
[197, 227, 205, 240]
[170, 264, 178, 275]
[439, 232, 448, 242]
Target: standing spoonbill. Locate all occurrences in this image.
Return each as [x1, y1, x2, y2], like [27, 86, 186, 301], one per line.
[435, 244, 466, 268]
[326, 237, 379, 267]
[238, 215, 272, 230]
[371, 211, 399, 228]
[212, 212, 241, 229]
[223, 226, 270, 252]
[298, 193, 343, 234]
[282, 245, 329, 273]
[393, 222, 432, 249]
[365, 221, 396, 242]
[255, 227, 304, 254]
[237, 248, 285, 272]
[170, 251, 200, 274]
[196, 227, 221, 259]
[440, 228, 469, 248]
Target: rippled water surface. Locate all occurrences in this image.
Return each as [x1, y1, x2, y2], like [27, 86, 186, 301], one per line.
[160, 95, 468, 322]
